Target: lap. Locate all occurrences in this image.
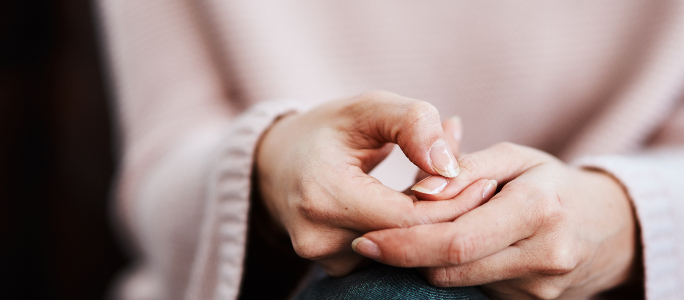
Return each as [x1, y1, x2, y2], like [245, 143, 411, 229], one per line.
[293, 263, 490, 300]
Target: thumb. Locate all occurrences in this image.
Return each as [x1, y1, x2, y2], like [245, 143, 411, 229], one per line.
[412, 116, 463, 184]
[339, 91, 459, 178]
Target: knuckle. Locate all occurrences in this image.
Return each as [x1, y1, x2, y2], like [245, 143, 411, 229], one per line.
[539, 244, 578, 275]
[493, 141, 557, 164]
[295, 186, 333, 222]
[339, 90, 394, 119]
[296, 195, 318, 219]
[447, 234, 478, 265]
[543, 204, 567, 225]
[298, 202, 334, 222]
[425, 267, 465, 287]
[456, 155, 480, 175]
[292, 234, 335, 260]
[527, 282, 565, 300]
[405, 101, 440, 124]
[424, 268, 451, 287]
[395, 204, 421, 227]
[538, 191, 567, 224]
[395, 242, 419, 267]
[525, 181, 564, 224]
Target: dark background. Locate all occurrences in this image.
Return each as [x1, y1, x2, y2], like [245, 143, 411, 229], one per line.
[0, 0, 129, 299]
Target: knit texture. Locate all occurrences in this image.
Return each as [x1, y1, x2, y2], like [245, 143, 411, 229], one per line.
[97, 1, 684, 299]
[574, 150, 684, 300]
[185, 101, 306, 300]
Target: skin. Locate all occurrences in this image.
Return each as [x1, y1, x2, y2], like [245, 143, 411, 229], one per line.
[354, 143, 638, 300]
[256, 91, 489, 276]
[256, 91, 638, 299]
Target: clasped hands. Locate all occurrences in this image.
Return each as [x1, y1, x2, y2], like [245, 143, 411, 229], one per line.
[256, 91, 638, 299]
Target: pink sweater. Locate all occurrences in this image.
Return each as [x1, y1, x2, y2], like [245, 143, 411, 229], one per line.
[98, 1, 684, 299]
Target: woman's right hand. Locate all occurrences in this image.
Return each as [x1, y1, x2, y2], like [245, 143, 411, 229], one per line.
[256, 91, 493, 276]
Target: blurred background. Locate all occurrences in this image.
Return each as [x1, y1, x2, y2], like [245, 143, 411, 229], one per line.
[0, 0, 128, 299]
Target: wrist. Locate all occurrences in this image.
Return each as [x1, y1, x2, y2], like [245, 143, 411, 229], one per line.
[249, 167, 294, 246]
[580, 167, 642, 292]
[254, 111, 299, 236]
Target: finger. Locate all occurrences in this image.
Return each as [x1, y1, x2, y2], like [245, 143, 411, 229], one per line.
[290, 225, 358, 261]
[412, 175, 497, 201]
[442, 116, 462, 156]
[421, 234, 576, 288]
[412, 174, 497, 202]
[408, 117, 461, 199]
[337, 91, 459, 178]
[290, 226, 366, 276]
[419, 246, 529, 287]
[333, 172, 494, 232]
[353, 187, 541, 267]
[291, 178, 490, 276]
[402, 169, 430, 195]
[411, 142, 555, 201]
[412, 115, 460, 191]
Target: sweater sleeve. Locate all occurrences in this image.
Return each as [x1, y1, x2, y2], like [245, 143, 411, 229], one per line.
[572, 102, 684, 300]
[96, 0, 306, 299]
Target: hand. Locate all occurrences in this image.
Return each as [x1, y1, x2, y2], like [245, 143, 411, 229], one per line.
[256, 91, 492, 276]
[353, 142, 638, 299]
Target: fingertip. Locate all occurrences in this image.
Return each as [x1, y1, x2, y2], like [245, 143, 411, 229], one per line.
[351, 237, 380, 260]
[482, 179, 498, 201]
[430, 140, 459, 178]
[413, 176, 496, 207]
[411, 176, 448, 195]
[436, 162, 460, 178]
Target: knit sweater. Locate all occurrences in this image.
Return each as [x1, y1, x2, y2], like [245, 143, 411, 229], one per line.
[97, 1, 684, 299]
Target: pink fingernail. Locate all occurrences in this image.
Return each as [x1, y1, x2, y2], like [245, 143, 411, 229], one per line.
[352, 237, 380, 260]
[482, 180, 498, 200]
[429, 140, 460, 178]
[411, 176, 448, 194]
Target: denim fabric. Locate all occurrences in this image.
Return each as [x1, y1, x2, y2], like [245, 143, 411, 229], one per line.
[293, 263, 490, 300]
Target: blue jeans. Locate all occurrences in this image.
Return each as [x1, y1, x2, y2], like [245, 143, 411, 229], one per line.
[293, 263, 490, 300]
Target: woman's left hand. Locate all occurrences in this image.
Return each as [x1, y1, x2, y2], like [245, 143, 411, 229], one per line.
[352, 142, 639, 299]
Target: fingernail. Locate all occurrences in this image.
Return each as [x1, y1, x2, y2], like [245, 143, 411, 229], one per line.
[482, 179, 498, 200]
[411, 176, 448, 194]
[352, 237, 380, 260]
[429, 140, 460, 178]
[451, 116, 462, 143]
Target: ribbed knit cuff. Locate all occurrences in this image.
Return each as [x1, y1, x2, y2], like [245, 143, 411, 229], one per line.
[185, 100, 308, 300]
[573, 152, 684, 300]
